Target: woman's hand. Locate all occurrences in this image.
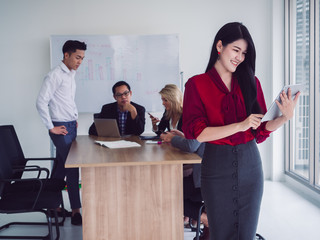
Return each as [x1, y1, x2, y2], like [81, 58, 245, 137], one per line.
[265, 88, 301, 132]
[276, 88, 300, 121]
[239, 114, 264, 131]
[160, 132, 175, 143]
[169, 129, 185, 137]
[149, 114, 160, 127]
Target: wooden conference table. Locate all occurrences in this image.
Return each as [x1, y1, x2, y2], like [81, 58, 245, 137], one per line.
[65, 135, 201, 240]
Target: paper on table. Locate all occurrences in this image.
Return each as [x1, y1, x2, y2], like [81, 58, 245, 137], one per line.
[145, 140, 160, 144]
[95, 140, 141, 149]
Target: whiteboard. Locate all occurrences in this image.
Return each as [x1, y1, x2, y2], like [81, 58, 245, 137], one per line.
[50, 34, 180, 113]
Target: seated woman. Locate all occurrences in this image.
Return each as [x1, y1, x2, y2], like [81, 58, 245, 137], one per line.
[150, 84, 183, 134]
[150, 84, 209, 240]
[161, 130, 209, 240]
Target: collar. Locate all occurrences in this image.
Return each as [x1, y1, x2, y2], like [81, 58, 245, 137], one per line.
[207, 67, 247, 143]
[60, 62, 75, 75]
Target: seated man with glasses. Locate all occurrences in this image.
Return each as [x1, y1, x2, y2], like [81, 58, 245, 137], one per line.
[88, 81, 146, 136]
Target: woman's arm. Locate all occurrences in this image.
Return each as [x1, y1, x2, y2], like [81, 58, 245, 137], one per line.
[196, 113, 264, 142]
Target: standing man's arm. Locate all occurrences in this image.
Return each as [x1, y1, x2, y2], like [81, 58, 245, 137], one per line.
[36, 74, 67, 135]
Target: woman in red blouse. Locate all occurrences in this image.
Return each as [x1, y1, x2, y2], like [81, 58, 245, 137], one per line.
[182, 22, 300, 240]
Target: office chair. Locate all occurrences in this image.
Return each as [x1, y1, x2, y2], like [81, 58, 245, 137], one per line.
[0, 125, 68, 225]
[194, 203, 266, 240]
[194, 203, 205, 240]
[0, 125, 58, 179]
[0, 138, 65, 240]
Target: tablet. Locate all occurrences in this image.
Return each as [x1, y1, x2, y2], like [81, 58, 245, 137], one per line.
[261, 84, 305, 122]
[94, 118, 121, 138]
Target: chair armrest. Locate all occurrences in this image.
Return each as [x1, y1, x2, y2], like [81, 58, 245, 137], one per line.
[13, 165, 42, 178]
[14, 165, 40, 169]
[25, 157, 57, 162]
[24, 157, 58, 177]
[12, 167, 50, 179]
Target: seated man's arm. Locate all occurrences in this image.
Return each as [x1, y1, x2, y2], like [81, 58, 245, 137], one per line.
[88, 123, 98, 136]
[88, 104, 114, 136]
[126, 104, 146, 135]
[88, 112, 101, 136]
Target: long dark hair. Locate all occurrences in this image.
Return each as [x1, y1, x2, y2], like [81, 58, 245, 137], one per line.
[205, 22, 261, 115]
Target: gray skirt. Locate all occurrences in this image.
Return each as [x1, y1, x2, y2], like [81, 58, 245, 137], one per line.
[201, 140, 263, 240]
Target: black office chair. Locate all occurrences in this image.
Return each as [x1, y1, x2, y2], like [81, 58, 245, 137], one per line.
[256, 233, 266, 240]
[0, 136, 65, 240]
[0, 125, 58, 178]
[194, 203, 205, 240]
[0, 125, 68, 221]
[194, 203, 266, 240]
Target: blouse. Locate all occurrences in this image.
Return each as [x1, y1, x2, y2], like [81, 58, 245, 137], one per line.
[182, 67, 272, 146]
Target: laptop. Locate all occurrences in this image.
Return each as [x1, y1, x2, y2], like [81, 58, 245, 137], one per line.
[94, 118, 121, 137]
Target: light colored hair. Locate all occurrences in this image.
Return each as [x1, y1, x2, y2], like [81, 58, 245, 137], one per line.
[159, 84, 183, 120]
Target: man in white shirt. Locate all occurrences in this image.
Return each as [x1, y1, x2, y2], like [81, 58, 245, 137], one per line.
[36, 40, 86, 226]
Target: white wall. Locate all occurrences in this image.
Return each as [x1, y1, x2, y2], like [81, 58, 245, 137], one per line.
[0, 0, 284, 180]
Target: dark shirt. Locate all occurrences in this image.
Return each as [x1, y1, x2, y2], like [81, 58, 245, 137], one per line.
[118, 109, 128, 135]
[88, 102, 145, 136]
[156, 111, 183, 135]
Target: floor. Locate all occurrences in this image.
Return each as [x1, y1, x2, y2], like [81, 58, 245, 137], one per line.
[1, 180, 320, 240]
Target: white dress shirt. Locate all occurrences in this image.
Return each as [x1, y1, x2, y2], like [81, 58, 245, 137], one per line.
[36, 62, 78, 130]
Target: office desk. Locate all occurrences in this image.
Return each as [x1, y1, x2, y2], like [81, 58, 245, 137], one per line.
[66, 135, 201, 240]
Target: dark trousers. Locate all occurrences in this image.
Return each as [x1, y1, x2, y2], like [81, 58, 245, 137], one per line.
[184, 173, 203, 220]
[201, 140, 263, 240]
[49, 121, 81, 210]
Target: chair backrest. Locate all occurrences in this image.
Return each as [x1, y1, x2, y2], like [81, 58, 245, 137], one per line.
[0, 125, 26, 178]
[0, 128, 14, 197]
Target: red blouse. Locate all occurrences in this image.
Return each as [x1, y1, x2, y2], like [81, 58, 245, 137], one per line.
[182, 68, 272, 146]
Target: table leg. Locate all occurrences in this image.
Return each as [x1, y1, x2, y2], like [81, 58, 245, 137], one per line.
[81, 164, 184, 240]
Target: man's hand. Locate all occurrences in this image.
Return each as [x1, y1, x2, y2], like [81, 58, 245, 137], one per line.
[49, 126, 68, 135]
[123, 102, 137, 119]
[122, 102, 134, 112]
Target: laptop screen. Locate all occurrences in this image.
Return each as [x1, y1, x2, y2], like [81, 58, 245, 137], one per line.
[94, 118, 121, 138]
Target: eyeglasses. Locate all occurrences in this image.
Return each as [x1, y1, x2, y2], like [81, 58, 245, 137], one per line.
[115, 90, 130, 98]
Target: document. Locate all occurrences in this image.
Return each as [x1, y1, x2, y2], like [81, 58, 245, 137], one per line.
[145, 140, 161, 144]
[95, 140, 141, 149]
[261, 84, 305, 122]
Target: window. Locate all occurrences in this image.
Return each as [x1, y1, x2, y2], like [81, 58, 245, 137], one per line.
[286, 0, 320, 192]
[316, 0, 320, 187]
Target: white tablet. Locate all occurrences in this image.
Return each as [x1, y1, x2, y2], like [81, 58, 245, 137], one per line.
[261, 84, 305, 122]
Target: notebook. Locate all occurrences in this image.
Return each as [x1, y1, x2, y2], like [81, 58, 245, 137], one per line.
[94, 118, 121, 137]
